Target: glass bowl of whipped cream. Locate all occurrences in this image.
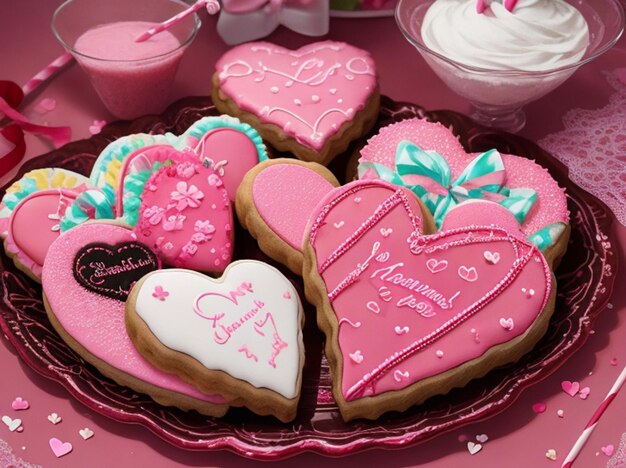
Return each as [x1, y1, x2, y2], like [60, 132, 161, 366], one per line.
[396, 0, 625, 132]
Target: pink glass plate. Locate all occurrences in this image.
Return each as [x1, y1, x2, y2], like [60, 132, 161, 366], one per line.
[0, 96, 617, 460]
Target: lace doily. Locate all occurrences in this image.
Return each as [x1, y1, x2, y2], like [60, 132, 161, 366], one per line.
[539, 68, 626, 226]
[608, 432, 626, 468]
[0, 438, 41, 468]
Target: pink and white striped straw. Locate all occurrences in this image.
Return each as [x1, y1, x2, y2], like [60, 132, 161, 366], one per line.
[21, 51, 74, 97]
[562, 364, 626, 468]
[134, 0, 220, 43]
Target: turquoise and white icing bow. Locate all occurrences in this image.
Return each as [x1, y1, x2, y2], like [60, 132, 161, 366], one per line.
[358, 141, 537, 229]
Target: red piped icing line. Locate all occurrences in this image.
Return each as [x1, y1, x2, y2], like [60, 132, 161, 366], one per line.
[308, 184, 553, 401]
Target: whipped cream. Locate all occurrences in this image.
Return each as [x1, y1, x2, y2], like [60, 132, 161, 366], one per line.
[421, 0, 590, 72]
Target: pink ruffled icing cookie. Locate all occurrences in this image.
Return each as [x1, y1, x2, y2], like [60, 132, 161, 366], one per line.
[304, 179, 555, 421]
[355, 118, 570, 261]
[135, 159, 234, 273]
[212, 41, 380, 165]
[125, 260, 305, 422]
[42, 222, 229, 416]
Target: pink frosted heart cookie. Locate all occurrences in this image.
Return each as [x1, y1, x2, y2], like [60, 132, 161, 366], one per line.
[213, 41, 380, 165]
[303, 179, 555, 421]
[135, 159, 234, 273]
[355, 118, 570, 264]
[235, 159, 340, 274]
[126, 260, 305, 422]
[42, 222, 229, 417]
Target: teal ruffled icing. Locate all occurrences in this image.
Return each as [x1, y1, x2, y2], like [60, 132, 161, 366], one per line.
[60, 188, 116, 232]
[177, 115, 268, 162]
[528, 222, 567, 251]
[120, 161, 165, 227]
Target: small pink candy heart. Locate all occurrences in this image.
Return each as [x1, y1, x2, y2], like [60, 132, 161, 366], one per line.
[35, 97, 57, 113]
[532, 402, 547, 414]
[283, 291, 291, 300]
[561, 380, 580, 397]
[380, 228, 393, 238]
[499, 317, 514, 331]
[483, 250, 500, 265]
[467, 441, 482, 455]
[475, 433, 489, 443]
[88, 120, 107, 135]
[394, 325, 409, 335]
[601, 444, 615, 456]
[11, 397, 29, 411]
[579, 386, 590, 399]
[49, 438, 73, 458]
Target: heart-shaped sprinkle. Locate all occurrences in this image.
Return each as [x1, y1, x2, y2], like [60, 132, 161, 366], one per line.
[380, 228, 393, 238]
[557, 409, 564, 417]
[283, 291, 292, 300]
[426, 258, 448, 274]
[483, 251, 500, 265]
[334, 221, 345, 229]
[152, 285, 169, 301]
[601, 444, 615, 456]
[467, 442, 482, 455]
[354, 197, 361, 203]
[610, 357, 618, 366]
[2, 416, 22, 432]
[561, 380, 580, 397]
[49, 438, 72, 458]
[458, 265, 478, 282]
[394, 325, 409, 335]
[393, 370, 409, 382]
[11, 397, 29, 411]
[349, 350, 364, 364]
[435, 350, 444, 358]
[545, 449, 557, 461]
[47, 413, 62, 425]
[476, 434, 489, 443]
[79, 428, 94, 440]
[579, 386, 590, 399]
[499, 317, 514, 331]
[36, 97, 57, 113]
[532, 403, 547, 414]
[88, 119, 107, 135]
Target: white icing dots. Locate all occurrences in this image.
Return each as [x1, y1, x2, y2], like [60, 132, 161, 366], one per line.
[338, 98, 343, 104]
[349, 350, 364, 364]
[270, 86, 279, 94]
[521, 287, 536, 298]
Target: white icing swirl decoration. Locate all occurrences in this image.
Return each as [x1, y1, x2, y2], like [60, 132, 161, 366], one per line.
[421, 0, 590, 71]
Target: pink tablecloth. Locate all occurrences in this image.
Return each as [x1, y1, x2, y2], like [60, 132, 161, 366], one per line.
[1, 1, 625, 466]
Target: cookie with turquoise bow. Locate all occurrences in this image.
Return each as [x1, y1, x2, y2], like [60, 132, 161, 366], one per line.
[355, 118, 570, 265]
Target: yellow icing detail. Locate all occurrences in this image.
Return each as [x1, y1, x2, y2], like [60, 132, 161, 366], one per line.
[104, 158, 122, 189]
[31, 169, 52, 189]
[5, 184, 20, 194]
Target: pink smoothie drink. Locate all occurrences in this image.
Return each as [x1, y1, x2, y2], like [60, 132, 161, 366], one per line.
[73, 21, 184, 119]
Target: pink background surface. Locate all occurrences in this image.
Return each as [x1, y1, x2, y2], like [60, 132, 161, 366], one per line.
[1, 1, 625, 466]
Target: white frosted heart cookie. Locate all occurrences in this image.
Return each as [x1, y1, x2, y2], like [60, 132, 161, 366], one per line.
[125, 260, 305, 422]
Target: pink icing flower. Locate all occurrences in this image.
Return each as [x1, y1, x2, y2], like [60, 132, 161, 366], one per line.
[152, 285, 169, 301]
[176, 162, 197, 180]
[194, 219, 216, 235]
[162, 213, 186, 231]
[170, 181, 204, 210]
[182, 242, 199, 256]
[191, 232, 209, 243]
[143, 205, 166, 225]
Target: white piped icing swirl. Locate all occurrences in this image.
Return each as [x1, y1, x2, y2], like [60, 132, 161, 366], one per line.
[421, 0, 590, 72]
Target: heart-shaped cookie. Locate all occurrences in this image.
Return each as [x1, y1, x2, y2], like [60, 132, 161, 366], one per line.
[134, 159, 234, 273]
[236, 159, 340, 274]
[303, 179, 555, 420]
[355, 118, 569, 262]
[42, 222, 229, 417]
[126, 260, 305, 422]
[213, 41, 380, 165]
